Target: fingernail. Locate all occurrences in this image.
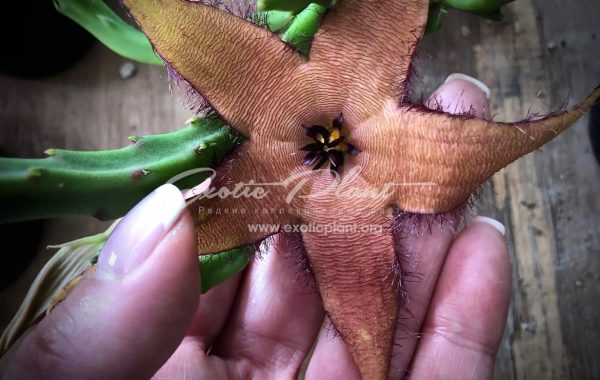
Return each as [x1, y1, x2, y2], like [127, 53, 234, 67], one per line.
[470, 216, 506, 236]
[96, 184, 185, 279]
[445, 73, 491, 99]
[183, 177, 212, 202]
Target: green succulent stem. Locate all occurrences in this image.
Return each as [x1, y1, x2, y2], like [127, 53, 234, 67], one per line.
[258, 0, 335, 14]
[280, 3, 327, 55]
[264, 10, 296, 32]
[426, 0, 513, 33]
[0, 117, 240, 223]
[54, 0, 163, 65]
[425, 3, 447, 34]
[199, 247, 254, 293]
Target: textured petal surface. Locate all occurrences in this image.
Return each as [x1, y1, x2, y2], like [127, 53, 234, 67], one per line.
[123, 0, 306, 137]
[301, 173, 398, 380]
[307, 0, 429, 120]
[191, 141, 300, 253]
[354, 87, 600, 213]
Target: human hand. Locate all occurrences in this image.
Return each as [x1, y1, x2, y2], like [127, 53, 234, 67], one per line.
[0, 75, 510, 380]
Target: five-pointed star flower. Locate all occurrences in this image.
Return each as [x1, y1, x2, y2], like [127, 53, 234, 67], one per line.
[123, 0, 599, 378]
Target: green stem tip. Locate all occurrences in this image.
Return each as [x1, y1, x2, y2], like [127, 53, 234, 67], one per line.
[54, 0, 163, 65]
[199, 246, 255, 294]
[0, 117, 241, 223]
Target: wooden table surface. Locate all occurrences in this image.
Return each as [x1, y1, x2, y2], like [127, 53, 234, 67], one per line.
[1, 1, 598, 379]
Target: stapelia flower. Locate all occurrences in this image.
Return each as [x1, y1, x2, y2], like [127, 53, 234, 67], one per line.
[122, 0, 599, 378]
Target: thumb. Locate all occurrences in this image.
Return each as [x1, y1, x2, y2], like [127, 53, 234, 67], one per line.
[427, 73, 492, 119]
[3, 184, 200, 380]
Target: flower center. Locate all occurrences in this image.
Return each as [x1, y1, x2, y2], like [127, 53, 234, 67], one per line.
[300, 113, 359, 174]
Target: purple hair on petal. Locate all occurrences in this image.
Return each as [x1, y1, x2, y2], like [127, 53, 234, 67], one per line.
[165, 63, 212, 115]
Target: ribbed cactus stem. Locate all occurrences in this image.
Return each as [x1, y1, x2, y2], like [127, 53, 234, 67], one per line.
[0, 116, 241, 223]
[258, 0, 336, 14]
[264, 9, 296, 33]
[280, 3, 327, 55]
[426, 0, 514, 33]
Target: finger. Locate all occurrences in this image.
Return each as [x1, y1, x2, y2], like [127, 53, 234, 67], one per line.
[212, 232, 325, 377]
[305, 317, 361, 380]
[427, 73, 492, 119]
[185, 272, 243, 349]
[389, 73, 493, 376]
[152, 273, 244, 379]
[2, 185, 200, 380]
[388, 216, 458, 377]
[408, 217, 511, 380]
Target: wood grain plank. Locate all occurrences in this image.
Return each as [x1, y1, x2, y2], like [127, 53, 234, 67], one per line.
[531, 0, 600, 378]
[419, 0, 599, 379]
[476, 3, 570, 378]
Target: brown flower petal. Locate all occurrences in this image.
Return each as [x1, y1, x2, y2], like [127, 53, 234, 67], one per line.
[354, 88, 600, 213]
[122, 0, 307, 138]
